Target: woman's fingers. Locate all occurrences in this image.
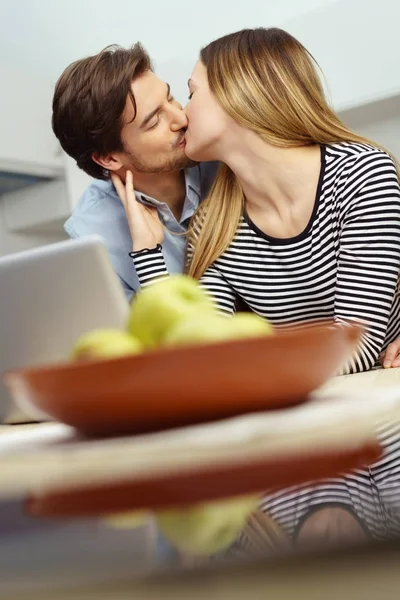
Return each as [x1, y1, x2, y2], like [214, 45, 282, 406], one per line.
[125, 170, 136, 206]
[382, 340, 400, 368]
[111, 172, 127, 208]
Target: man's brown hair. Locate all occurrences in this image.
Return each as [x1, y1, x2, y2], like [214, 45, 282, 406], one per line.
[52, 43, 152, 180]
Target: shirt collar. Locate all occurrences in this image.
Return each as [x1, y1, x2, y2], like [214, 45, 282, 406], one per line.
[185, 165, 201, 201]
[134, 165, 201, 211]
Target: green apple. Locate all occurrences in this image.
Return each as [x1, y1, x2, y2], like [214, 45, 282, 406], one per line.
[71, 329, 142, 361]
[163, 312, 273, 348]
[156, 495, 259, 556]
[128, 275, 216, 349]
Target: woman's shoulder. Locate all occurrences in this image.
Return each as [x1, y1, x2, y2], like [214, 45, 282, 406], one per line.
[324, 142, 399, 214]
[324, 141, 397, 189]
[325, 141, 395, 171]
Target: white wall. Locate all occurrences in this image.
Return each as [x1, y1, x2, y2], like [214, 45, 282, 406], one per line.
[0, 0, 339, 83]
[1, 179, 71, 232]
[0, 0, 399, 256]
[159, 0, 400, 110]
[0, 202, 67, 257]
[0, 63, 61, 175]
[0, 0, 340, 257]
[281, 0, 400, 111]
[340, 96, 400, 158]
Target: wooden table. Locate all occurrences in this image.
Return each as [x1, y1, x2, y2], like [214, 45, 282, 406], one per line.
[0, 390, 395, 514]
[2, 383, 400, 596]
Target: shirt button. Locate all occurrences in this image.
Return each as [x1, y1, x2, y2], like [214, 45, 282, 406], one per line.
[163, 215, 170, 223]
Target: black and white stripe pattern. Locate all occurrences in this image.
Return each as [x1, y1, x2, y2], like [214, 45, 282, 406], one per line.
[130, 143, 400, 545]
[130, 245, 169, 288]
[259, 422, 400, 542]
[132, 143, 400, 376]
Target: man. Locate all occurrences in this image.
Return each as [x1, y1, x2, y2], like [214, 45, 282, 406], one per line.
[52, 43, 217, 302]
[52, 45, 223, 561]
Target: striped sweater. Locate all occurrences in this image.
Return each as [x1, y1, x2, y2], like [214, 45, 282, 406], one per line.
[132, 143, 400, 375]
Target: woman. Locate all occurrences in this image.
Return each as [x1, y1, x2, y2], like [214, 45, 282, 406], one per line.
[115, 28, 400, 546]
[128, 28, 400, 376]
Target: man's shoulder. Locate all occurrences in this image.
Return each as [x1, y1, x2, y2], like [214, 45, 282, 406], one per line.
[64, 179, 118, 236]
[74, 179, 116, 214]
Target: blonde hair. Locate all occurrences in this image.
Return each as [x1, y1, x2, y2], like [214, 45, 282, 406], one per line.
[187, 27, 400, 279]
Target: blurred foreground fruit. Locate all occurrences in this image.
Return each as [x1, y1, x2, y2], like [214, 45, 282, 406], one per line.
[164, 312, 273, 348]
[72, 329, 142, 361]
[128, 275, 216, 348]
[156, 495, 259, 556]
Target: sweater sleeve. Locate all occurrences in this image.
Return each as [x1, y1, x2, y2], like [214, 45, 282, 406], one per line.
[334, 151, 400, 374]
[130, 245, 169, 288]
[131, 244, 237, 315]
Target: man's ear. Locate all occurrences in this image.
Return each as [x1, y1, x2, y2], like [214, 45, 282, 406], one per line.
[92, 152, 124, 173]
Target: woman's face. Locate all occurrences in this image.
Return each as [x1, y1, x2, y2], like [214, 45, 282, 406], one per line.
[184, 60, 231, 162]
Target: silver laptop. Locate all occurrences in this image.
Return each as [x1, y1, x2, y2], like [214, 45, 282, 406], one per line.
[0, 235, 129, 421]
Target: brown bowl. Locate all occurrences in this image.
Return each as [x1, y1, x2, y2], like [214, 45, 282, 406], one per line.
[4, 324, 360, 437]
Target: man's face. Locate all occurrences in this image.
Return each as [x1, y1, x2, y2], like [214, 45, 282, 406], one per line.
[116, 71, 195, 173]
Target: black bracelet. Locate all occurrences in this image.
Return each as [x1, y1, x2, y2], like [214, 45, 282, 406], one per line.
[129, 244, 162, 258]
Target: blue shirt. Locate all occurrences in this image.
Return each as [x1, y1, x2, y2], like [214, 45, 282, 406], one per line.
[64, 163, 218, 301]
